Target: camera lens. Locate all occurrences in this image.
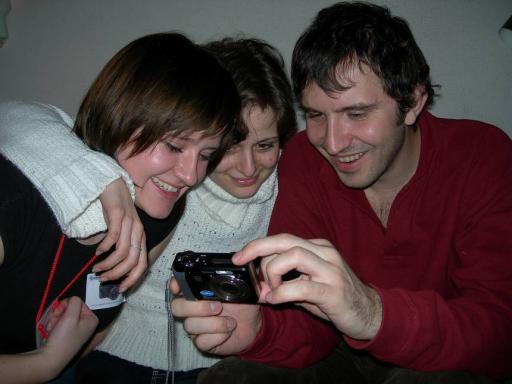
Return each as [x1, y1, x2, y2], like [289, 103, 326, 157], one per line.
[209, 275, 250, 302]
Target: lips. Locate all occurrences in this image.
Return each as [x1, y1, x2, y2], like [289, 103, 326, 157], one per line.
[230, 175, 258, 187]
[151, 176, 181, 198]
[333, 151, 366, 172]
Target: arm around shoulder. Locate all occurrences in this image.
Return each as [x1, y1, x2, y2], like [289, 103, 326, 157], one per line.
[0, 101, 134, 238]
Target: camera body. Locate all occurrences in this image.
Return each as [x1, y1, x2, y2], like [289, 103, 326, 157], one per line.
[172, 251, 260, 303]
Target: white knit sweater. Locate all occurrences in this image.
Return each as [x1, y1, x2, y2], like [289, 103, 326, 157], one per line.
[99, 171, 277, 371]
[0, 100, 277, 371]
[0, 101, 135, 238]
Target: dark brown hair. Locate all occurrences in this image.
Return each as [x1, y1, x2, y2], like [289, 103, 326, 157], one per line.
[205, 38, 297, 148]
[73, 32, 243, 162]
[292, 2, 437, 118]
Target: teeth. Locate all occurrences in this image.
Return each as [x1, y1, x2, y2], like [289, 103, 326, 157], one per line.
[151, 177, 178, 192]
[338, 152, 364, 163]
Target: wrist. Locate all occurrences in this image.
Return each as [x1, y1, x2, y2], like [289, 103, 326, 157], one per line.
[18, 348, 63, 382]
[363, 286, 382, 339]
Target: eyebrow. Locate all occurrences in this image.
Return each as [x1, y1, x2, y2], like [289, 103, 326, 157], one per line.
[256, 136, 279, 142]
[300, 102, 378, 114]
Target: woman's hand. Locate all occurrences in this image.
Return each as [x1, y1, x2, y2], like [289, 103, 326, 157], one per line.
[91, 178, 147, 292]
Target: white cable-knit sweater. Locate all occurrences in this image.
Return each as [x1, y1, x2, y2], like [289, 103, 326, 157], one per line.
[99, 172, 276, 371]
[0, 101, 135, 238]
[0, 100, 277, 371]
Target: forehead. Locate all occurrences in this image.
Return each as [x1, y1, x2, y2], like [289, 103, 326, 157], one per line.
[164, 129, 221, 143]
[242, 105, 278, 140]
[301, 63, 386, 108]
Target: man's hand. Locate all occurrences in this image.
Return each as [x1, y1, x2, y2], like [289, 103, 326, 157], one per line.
[233, 234, 382, 340]
[91, 178, 147, 292]
[170, 279, 262, 355]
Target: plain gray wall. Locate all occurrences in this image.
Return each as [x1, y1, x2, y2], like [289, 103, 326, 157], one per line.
[1, 0, 511, 136]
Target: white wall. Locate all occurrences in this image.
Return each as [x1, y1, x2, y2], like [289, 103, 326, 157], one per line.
[1, 0, 511, 136]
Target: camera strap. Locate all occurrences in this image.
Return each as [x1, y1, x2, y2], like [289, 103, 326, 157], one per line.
[165, 282, 176, 384]
[35, 233, 99, 340]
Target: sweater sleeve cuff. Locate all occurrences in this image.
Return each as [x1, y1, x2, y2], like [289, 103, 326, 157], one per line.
[41, 152, 135, 238]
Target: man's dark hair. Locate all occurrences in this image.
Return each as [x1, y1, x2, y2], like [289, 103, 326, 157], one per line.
[292, 1, 437, 116]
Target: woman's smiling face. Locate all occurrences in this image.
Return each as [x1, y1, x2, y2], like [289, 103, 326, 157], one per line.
[209, 105, 280, 199]
[116, 130, 221, 219]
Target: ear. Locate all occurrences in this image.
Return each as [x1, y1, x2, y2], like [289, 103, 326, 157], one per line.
[404, 85, 428, 126]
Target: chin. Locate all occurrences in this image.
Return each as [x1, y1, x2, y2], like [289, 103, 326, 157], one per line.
[337, 173, 374, 190]
[141, 204, 174, 219]
[230, 187, 258, 199]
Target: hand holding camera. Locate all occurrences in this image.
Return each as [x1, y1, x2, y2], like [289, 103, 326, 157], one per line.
[172, 251, 261, 303]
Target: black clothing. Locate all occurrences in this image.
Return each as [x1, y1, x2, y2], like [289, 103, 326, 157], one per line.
[75, 350, 204, 384]
[0, 155, 181, 354]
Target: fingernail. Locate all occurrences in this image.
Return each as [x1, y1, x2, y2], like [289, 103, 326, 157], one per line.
[92, 267, 100, 273]
[209, 302, 221, 313]
[226, 317, 236, 331]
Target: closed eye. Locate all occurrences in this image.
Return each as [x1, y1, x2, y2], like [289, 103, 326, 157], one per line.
[256, 140, 278, 151]
[200, 154, 213, 162]
[165, 142, 182, 153]
[304, 111, 323, 120]
[347, 111, 368, 120]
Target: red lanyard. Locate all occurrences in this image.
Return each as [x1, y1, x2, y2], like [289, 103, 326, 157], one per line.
[35, 233, 99, 338]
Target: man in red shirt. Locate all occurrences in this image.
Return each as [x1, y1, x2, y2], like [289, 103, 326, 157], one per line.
[172, 2, 512, 383]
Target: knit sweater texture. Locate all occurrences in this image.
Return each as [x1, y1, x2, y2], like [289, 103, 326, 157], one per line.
[0, 101, 135, 238]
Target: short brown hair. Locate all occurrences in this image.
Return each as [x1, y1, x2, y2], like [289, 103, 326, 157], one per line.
[205, 38, 297, 148]
[73, 32, 243, 161]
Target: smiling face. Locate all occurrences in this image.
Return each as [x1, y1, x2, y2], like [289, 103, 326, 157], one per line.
[209, 105, 280, 199]
[116, 130, 221, 219]
[301, 63, 423, 193]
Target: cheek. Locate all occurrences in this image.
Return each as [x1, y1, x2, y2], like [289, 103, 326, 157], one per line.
[117, 156, 146, 183]
[306, 124, 325, 146]
[257, 150, 280, 169]
[197, 162, 210, 182]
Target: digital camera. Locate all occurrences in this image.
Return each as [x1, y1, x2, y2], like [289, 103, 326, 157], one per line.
[172, 251, 260, 303]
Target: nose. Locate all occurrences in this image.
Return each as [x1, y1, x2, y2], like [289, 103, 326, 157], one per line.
[322, 116, 353, 155]
[174, 153, 200, 187]
[236, 147, 256, 177]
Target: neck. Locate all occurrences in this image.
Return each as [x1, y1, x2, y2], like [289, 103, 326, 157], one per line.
[365, 125, 421, 227]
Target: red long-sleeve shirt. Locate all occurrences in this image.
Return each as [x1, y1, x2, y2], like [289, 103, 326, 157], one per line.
[241, 112, 512, 378]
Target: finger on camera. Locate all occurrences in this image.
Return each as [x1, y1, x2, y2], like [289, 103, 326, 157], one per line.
[270, 280, 330, 308]
[169, 277, 181, 294]
[261, 247, 323, 289]
[171, 297, 222, 317]
[235, 234, 311, 265]
[256, 282, 272, 303]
